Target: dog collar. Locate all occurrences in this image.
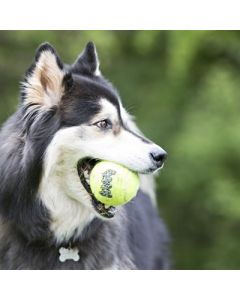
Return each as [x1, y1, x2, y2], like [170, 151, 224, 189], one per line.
[59, 245, 80, 263]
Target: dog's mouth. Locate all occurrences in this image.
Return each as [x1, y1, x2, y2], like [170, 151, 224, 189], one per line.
[77, 158, 117, 219]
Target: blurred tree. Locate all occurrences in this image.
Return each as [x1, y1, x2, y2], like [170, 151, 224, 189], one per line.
[0, 30, 240, 269]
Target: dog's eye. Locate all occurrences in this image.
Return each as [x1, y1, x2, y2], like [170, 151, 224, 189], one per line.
[95, 119, 112, 130]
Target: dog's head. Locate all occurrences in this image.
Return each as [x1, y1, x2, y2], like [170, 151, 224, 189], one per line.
[21, 42, 167, 234]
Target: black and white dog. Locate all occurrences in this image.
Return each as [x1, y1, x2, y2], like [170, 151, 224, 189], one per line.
[0, 42, 170, 269]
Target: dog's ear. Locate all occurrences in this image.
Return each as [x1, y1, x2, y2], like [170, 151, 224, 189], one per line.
[21, 42, 73, 107]
[71, 42, 101, 76]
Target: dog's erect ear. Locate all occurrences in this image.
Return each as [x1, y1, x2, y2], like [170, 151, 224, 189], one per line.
[21, 42, 72, 107]
[71, 42, 101, 76]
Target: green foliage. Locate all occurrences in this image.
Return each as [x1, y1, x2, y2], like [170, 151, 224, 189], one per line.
[0, 31, 240, 269]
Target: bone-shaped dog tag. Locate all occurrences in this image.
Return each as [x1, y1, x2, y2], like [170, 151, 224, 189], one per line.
[59, 247, 80, 262]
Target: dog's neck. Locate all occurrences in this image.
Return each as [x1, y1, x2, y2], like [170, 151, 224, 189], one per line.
[39, 176, 95, 244]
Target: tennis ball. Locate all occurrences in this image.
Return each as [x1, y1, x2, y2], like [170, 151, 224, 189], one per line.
[90, 161, 140, 206]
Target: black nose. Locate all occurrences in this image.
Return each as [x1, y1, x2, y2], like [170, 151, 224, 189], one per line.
[150, 150, 168, 167]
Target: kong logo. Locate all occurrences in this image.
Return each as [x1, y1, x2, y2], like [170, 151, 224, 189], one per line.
[100, 169, 117, 198]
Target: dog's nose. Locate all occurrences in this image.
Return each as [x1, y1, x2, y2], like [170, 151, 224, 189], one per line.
[150, 149, 168, 168]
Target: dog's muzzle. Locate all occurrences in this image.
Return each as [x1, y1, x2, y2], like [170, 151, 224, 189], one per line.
[150, 149, 168, 169]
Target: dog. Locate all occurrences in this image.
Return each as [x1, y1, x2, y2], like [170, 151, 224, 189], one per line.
[0, 42, 170, 269]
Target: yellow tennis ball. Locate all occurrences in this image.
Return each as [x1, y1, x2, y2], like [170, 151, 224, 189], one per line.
[90, 161, 140, 206]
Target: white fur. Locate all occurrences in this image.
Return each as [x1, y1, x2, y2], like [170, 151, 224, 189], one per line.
[39, 98, 163, 242]
[119, 104, 157, 204]
[79, 99, 165, 173]
[39, 135, 95, 243]
[139, 174, 157, 205]
[94, 55, 101, 76]
[94, 68, 101, 76]
[22, 50, 65, 107]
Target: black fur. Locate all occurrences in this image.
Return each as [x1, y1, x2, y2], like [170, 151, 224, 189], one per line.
[72, 41, 99, 76]
[0, 190, 169, 269]
[0, 42, 170, 269]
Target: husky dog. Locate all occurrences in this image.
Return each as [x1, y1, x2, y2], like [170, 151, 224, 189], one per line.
[0, 42, 169, 269]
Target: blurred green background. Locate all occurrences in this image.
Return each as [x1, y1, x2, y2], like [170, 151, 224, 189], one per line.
[0, 31, 240, 269]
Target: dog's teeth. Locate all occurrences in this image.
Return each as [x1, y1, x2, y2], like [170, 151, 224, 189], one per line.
[105, 205, 110, 209]
[86, 178, 90, 184]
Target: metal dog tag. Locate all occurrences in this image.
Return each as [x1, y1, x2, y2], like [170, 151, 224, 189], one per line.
[59, 247, 80, 262]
